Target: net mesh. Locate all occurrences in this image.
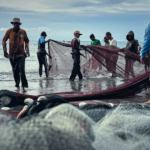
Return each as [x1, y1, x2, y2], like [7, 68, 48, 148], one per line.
[1, 103, 150, 149]
[37, 40, 150, 101]
[0, 104, 96, 150]
[93, 102, 150, 150]
[11, 40, 150, 101]
[48, 40, 149, 79]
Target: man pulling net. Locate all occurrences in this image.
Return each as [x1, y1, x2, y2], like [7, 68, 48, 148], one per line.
[69, 30, 86, 81]
[37, 32, 52, 78]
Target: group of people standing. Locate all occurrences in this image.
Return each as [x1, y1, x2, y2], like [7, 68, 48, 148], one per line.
[2, 17, 150, 92]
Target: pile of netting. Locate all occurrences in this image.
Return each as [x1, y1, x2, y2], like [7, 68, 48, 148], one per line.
[1, 102, 150, 150]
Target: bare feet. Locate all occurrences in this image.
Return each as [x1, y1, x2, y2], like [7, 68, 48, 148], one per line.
[15, 87, 20, 92]
[21, 87, 27, 93]
[46, 75, 49, 79]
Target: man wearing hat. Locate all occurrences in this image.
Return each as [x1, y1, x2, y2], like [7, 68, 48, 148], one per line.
[69, 30, 83, 81]
[3, 18, 30, 92]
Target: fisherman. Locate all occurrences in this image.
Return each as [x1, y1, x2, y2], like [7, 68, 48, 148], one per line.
[3, 18, 29, 92]
[125, 31, 140, 78]
[105, 32, 118, 77]
[106, 32, 117, 47]
[140, 23, 150, 65]
[37, 31, 51, 78]
[90, 34, 101, 45]
[89, 34, 102, 71]
[126, 31, 140, 54]
[103, 37, 110, 47]
[69, 30, 84, 81]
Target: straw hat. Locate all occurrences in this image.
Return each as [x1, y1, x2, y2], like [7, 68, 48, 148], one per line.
[10, 18, 22, 25]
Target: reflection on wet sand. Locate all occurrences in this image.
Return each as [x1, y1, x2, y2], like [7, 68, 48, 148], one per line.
[39, 79, 55, 95]
[69, 81, 82, 92]
[0, 77, 123, 96]
[70, 78, 121, 93]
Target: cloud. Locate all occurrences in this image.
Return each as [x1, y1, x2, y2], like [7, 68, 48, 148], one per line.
[0, 27, 51, 32]
[0, 0, 150, 15]
[37, 27, 51, 32]
[21, 27, 51, 32]
[0, 28, 9, 31]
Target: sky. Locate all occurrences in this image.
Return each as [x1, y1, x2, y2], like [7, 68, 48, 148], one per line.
[0, 0, 150, 42]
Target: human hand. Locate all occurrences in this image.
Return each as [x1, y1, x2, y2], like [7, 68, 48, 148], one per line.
[26, 51, 30, 57]
[140, 57, 144, 64]
[48, 39, 51, 42]
[4, 51, 9, 58]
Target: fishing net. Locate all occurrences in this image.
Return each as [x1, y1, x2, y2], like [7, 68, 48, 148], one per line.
[93, 102, 150, 150]
[0, 104, 96, 150]
[8, 39, 150, 102]
[48, 40, 149, 79]
[1, 103, 150, 149]
[43, 40, 150, 100]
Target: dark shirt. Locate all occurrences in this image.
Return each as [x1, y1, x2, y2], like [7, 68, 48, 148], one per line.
[71, 38, 81, 55]
[37, 36, 46, 54]
[13, 28, 20, 33]
[126, 40, 139, 54]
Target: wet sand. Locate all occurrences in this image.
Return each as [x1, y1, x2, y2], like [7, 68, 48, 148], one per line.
[0, 77, 123, 95]
[0, 77, 150, 104]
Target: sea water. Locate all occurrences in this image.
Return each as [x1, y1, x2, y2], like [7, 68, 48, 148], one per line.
[0, 40, 149, 103]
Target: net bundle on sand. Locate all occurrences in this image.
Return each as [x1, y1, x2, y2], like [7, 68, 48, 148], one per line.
[0, 104, 95, 150]
[0, 103, 150, 149]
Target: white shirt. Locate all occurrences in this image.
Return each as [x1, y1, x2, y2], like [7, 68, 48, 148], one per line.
[74, 36, 80, 42]
[110, 39, 117, 47]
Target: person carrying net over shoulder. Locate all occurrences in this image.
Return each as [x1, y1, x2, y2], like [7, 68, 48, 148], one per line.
[37, 32, 52, 78]
[69, 30, 85, 81]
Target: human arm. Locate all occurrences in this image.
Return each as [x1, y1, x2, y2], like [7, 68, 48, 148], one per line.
[140, 23, 150, 58]
[80, 53, 86, 58]
[46, 52, 52, 58]
[24, 31, 30, 57]
[138, 45, 142, 51]
[45, 39, 50, 43]
[96, 40, 101, 45]
[63, 40, 71, 43]
[2, 30, 10, 58]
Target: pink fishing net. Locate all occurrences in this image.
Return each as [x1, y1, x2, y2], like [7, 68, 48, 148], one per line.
[13, 40, 150, 102]
[48, 40, 149, 79]
[47, 40, 150, 99]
